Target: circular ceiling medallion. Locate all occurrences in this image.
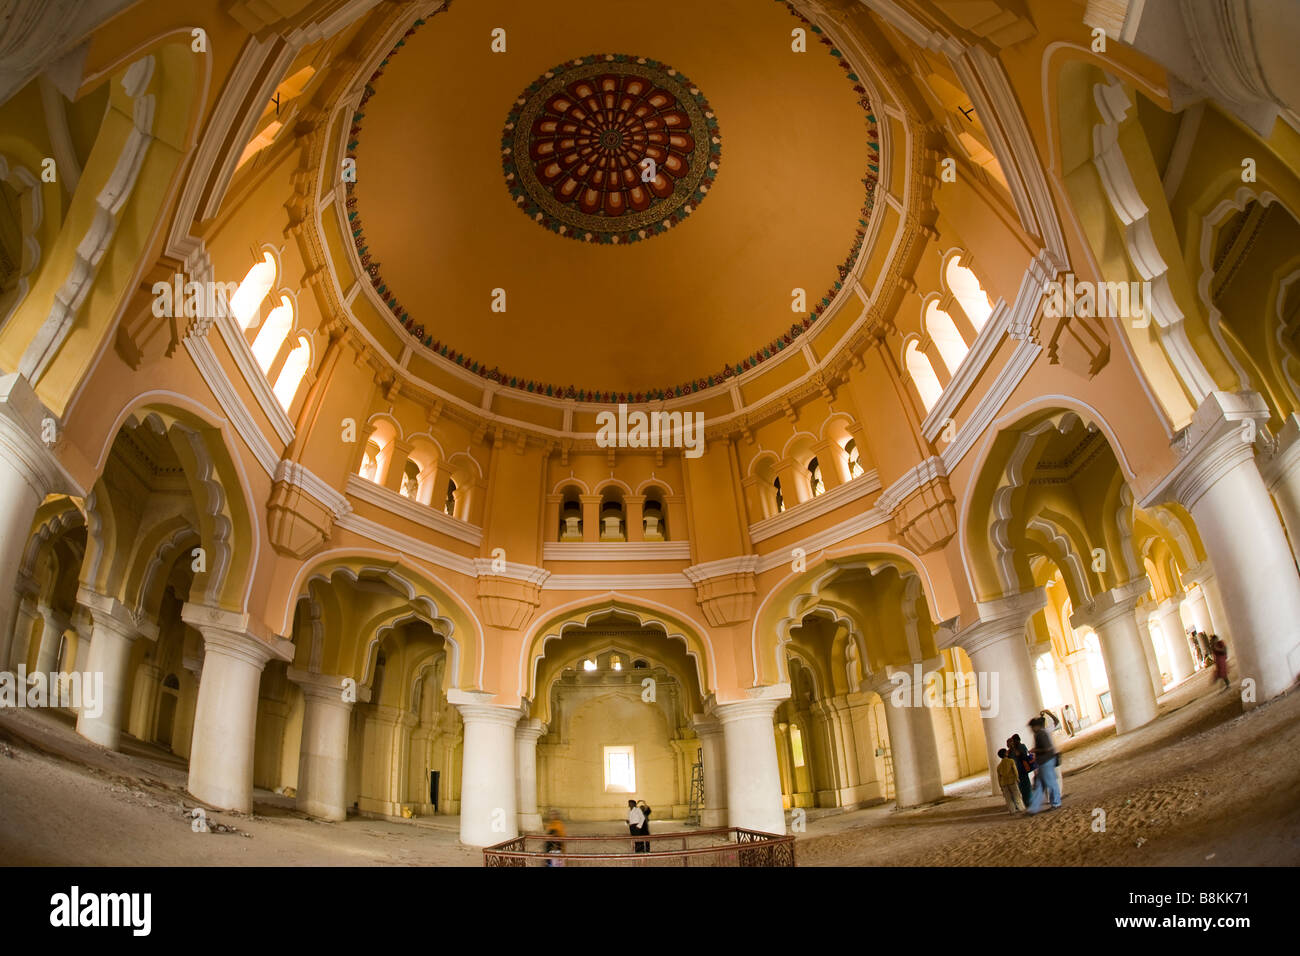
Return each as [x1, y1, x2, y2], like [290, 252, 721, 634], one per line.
[502, 55, 721, 244]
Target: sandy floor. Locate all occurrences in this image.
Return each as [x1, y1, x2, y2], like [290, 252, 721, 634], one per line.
[1, 671, 1297, 866]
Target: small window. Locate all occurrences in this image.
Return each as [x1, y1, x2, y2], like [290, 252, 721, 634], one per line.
[604, 745, 636, 793]
[399, 460, 420, 499]
[583, 659, 597, 672]
[610, 655, 623, 671]
[844, 439, 864, 479]
[774, 477, 785, 514]
[807, 457, 824, 497]
[444, 479, 457, 517]
[790, 725, 806, 768]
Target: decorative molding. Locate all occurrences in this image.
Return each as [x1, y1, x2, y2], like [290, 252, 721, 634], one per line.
[541, 573, 690, 591]
[20, 55, 156, 382]
[212, 310, 295, 445]
[940, 336, 1042, 473]
[275, 459, 351, 520]
[333, 509, 477, 578]
[543, 541, 691, 562]
[748, 470, 882, 544]
[921, 298, 1009, 441]
[182, 334, 281, 476]
[345, 473, 482, 548]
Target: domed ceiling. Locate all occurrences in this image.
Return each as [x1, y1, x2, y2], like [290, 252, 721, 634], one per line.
[347, 0, 878, 399]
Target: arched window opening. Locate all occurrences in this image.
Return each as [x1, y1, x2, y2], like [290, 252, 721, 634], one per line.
[444, 479, 458, 517]
[399, 459, 421, 499]
[844, 438, 864, 479]
[905, 341, 943, 411]
[230, 251, 276, 330]
[774, 477, 786, 514]
[359, 445, 378, 482]
[807, 457, 825, 497]
[642, 494, 666, 541]
[251, 295, 293, 371]
[925, 301, 968, 373]
[271, 334, 310, 409]
[600, 494, 626, 542]
[945, 258, 993, 330]
[559, 489, 582, 541]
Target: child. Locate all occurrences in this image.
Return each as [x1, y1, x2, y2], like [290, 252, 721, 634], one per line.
[997, 748, 1023, 815]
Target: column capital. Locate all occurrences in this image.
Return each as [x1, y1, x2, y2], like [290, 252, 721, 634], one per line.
[1070, 576, 1151, 632]
[75, 587, 150, 642]
[0, 373, 81, 497]
[943, 588, 1046, 656]
[713, 685, 790, 724]
[447, 689, 523, 728]
[1182, 560, 1215, 587]
[692, 714, 724, 737]
[181, 602, 292, 667]
[288, 667, 369, 705]
[1140, 390, 1267, 511]
[1156, 593, 1185, 616]
[1260, 412, 1300, 489]
[515, 717, 546, 742]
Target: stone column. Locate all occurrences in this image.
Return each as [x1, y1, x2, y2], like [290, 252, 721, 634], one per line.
[449, 690, 519, 846]
[579, 494, 601, 543]
[1260, 412, 1300, 566]
[74, 591, 143, 749]
[1182, 580, 1213, 637]
[515, 717, 545, 831]
[942, 589, 1045, 795]
[4, 573, 39, 671]
[693, 715, 728, 827]
[1071, 579, 1158, 734]
[1155, 595, 1195, 683]
[7, 593, 39, 671]
[624, 495, 645, 543]
[1145, 392, 1300, 699]
[867, 666, 945, 808]
[290, 669, 359, 822]
[33, 603, 68, 675]
[1132, 601, 1165, 698]
[181, 603, 292, 812]
[0, 374, 74, 661]
[715, 693, 788, 834]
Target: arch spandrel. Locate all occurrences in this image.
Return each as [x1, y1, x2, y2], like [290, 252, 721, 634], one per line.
[286, 555, 484, 693]
[520, 598, 716, 708]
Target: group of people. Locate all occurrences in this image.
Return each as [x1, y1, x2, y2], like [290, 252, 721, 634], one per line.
[996, 708, 1062, 817]
[1189, 629, 1231, 690]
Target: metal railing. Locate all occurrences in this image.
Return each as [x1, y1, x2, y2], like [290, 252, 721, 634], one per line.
[483, 827, 796, 867]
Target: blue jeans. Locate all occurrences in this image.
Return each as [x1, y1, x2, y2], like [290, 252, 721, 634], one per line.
[1026, 756, 1060, 813]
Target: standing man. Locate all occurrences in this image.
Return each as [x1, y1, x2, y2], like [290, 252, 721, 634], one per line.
[1025, 716, 1061, 814]
[626, 799, 645, 852]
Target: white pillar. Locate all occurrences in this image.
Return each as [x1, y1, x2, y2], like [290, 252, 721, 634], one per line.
[1155, 595, 1195, 683]
[4, 574, 39, 671]
[868, 665, 945, 808]
[1071, 579, 1158, 734]
[449, 690, 519, 847]
[1145, 392, 1300, 699]
[74, 592, 142, 749]
[290, 669, 359, 822]
[515, 718, 545, 831]
[693, 715, 728, 827]
[1133, 603, 1165, 698]
[715, 692, 788, 835]
[1261, 412, 1300, 566]
[943, 588, 1045, 795]
[182, 603, 291, 812]
[33, 604, 68, 675]
[0, 374, 74, 657]
[1182, 579, 1213, 637]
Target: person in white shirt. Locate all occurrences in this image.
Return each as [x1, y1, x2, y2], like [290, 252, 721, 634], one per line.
[627, 799, 645, 851]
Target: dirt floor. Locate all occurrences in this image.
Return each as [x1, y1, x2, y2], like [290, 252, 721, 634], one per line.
[1, 668, 1297, 866]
